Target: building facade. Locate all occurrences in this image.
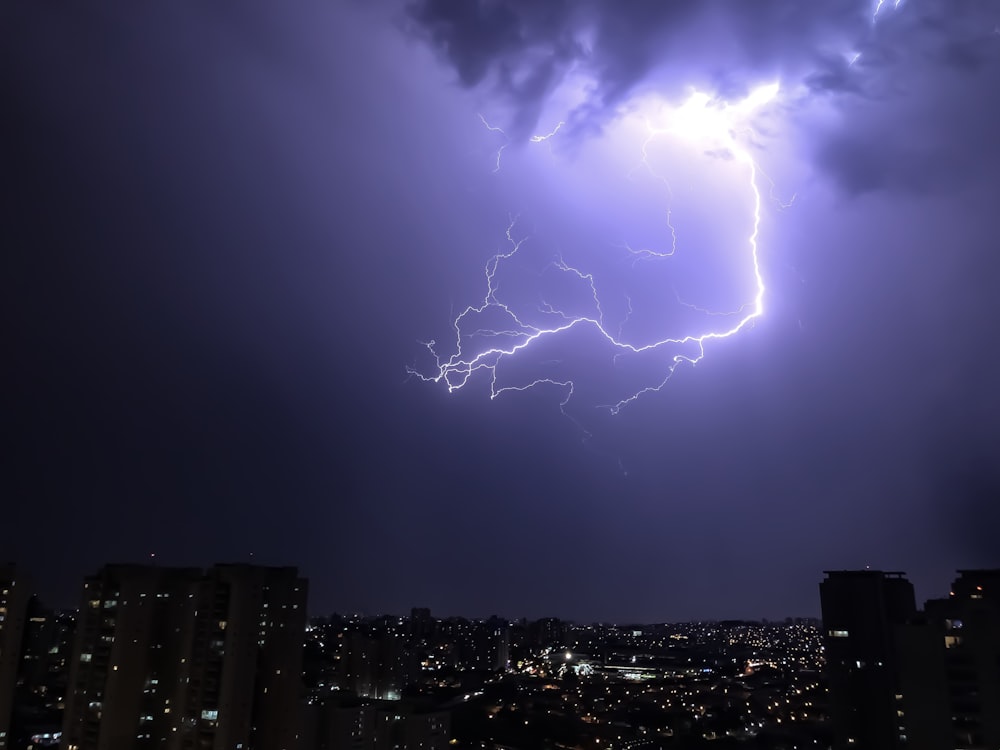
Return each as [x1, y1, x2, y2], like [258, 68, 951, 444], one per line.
[0, 565, 32, 750]
[819, 570, 915, 750]
[897, 570, 1000, 749]
[61, 564, 307, 750]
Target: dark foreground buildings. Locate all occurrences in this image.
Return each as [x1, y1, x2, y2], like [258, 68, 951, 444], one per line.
[819, 570, 916, 749]
[61, 564, 307, 750]
[821, 569, 1000, 750]
[1, 565, 31, 750]
[897, 569, 1000, 749]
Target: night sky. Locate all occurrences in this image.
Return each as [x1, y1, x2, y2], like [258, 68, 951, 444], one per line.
[3, 0, 999, 622]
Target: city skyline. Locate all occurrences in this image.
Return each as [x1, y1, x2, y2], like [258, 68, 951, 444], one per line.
[5, 563, 995, 748]
[2, 561, 847, 748]
[0, 560, 979, 625]
[4, 0, 999, 623]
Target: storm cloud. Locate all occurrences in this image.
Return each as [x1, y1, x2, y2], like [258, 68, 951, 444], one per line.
[406, 0, 1000, 192]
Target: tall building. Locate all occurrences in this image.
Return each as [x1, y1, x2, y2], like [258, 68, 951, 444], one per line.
[61, 564, 307, 750]
[341, 633, 414, 700]
[0, 565, 32, 750]
[819, 570, 916, 750]
[897, 569, 1000, 749]
[9, 602, 76, 747]
[529, 617, 566, 650]
[408, 609, 433, 641]
[436, 618, 510, 673]
[479, 617, 510, 672]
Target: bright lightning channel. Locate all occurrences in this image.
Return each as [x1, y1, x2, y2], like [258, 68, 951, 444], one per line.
[478, 114, 509, 173]
[409, 83, 781, 416]
[530, 121, 566, 143]
[873, 0, 902, 23]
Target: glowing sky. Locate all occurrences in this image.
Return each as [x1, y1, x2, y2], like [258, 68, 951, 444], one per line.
[3, 0, 999, 620]
[408, 82, 779, 420]
[406, 0, 1000, 424]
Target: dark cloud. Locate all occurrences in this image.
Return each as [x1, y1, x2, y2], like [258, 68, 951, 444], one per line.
[409, 0, 528, 86]
[406, 0, 1000, 194]
[816, 135, 952, 195]
[804, 55, 866, 94]
[812, 48, 1000, 195]
[405, 0, 872, 132]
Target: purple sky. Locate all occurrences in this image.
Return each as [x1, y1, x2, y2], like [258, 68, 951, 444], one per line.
[3, 0, 999, 622]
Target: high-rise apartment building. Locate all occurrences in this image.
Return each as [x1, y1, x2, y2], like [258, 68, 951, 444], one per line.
[529, 617, 566, 650]
[9, 601, 76, 747]
[0, 565, 31, 750]
[436, 617, 510, 673]
[341, 633, 414, 700]
[478, 617, 509, 672]
[819, 570, 916, 750]
[408, 609, 433, 641]
[61, 564, 307, 750]
[897, 569, 1000, 749]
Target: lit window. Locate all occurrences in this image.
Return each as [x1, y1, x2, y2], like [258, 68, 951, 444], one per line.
[828, 630, 849, 638]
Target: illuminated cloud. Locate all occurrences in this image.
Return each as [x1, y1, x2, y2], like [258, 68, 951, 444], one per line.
[405, 0, 1000, 188]
[408, 83, 782, 416]
[404, 0, 1000, 419]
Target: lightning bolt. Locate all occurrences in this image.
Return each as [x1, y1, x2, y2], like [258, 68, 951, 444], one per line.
[406, 0, 929, 432]
[873, 0, 903, 24]
[601, 89, 771, 413]
[530, 121, 566, 143]
[478, 117, 566, 172]
[409, 84, 778, 417]
[621, 125, 680, 263]
[478, 114, 509, 173]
